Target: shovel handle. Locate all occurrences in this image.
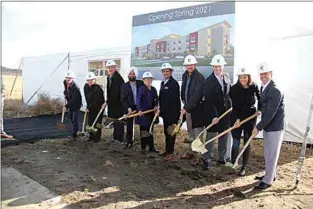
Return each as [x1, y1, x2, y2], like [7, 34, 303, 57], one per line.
[82, 111, 87, 132]
[197, 112, 260, 150]
[61, 99, 67, 123]
[149, 113, 158, 133]
[197, 108, 233, 140]
[232, 132, 258, 168]
[91, 105, 105, 128]
[127, 109, 155, 118]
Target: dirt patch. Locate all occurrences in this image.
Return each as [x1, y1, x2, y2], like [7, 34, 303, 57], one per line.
[2, 126, 313, 209]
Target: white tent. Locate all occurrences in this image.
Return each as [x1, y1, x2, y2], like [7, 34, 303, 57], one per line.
[20, 2, 313, 145]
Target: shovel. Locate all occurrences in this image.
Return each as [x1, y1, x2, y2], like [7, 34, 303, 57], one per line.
[191, 112, 260, 154]
[77, 110, 88, 136]
[149, 113, 159, 134]
[191, 108, 233, 151]
[86, 105, 105, 133]
[167, 112, 184, 137]
[228, 132, 258, 170]
[104, 111, 137, 129]
[57, 100, 67, 129]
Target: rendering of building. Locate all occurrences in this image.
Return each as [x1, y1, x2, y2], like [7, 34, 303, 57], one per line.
[134, 21, 232, 59]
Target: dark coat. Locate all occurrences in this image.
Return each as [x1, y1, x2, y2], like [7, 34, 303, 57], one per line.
[203, 72, 232, 132]
[230, 82, 260, 125]
[256, 80, 285, 132]
[84, 83, 105, 111]
[120, 80, 144, 114]
[159, 76, 181, 125]
[181, 69, 206, 128]
[136, 85, 158, 128]
[63, 80, 82, 110]
[106, 71, 125, 118]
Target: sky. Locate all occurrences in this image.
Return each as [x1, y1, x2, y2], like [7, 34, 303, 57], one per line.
[2, 2, 313, 69]
[2, 2, 203, 68]
[131, 14, 235, 51]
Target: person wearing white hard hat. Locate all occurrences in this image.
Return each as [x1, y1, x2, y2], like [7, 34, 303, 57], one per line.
[136, 71, 159, 154]
[157, 63, 181, 161]
[84, 72, 105, 143]
[180, 55, 206, 165]
[252, 63, 285, 190]
[202, 54, 232, 170]
[63, 70, 82, 139]
[229, 67, 261, 176]
[105, 60, 125, 143]
[121, 66, 144, 149]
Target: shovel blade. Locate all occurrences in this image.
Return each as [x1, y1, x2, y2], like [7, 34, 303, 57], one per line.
[191, 138, 208, 154]
[166, 124, 176, 136]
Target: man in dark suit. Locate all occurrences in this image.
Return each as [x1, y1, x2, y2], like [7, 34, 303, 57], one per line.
[121, 66, 144, 149]
[181, 55, 206, 165]
[202, 54, 232, 170]
[105, 60, 125, 143]
[157, 63, 181, 161]
[63, 71, 82, 139]
[253, 63, 285, 190]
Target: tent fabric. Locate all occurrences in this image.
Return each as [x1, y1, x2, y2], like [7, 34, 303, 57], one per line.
[1, 112, 85, 148]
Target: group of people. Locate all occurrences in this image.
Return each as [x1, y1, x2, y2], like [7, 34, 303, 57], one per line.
[63, 54, 285, 190]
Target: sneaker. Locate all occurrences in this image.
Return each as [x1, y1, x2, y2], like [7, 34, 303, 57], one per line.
[238, 167, 246, 176]
[149, 148, 160, 153]
[140, 149, 147, 155]
[1, 132, 13, 139]
[164, 154, 173, 161]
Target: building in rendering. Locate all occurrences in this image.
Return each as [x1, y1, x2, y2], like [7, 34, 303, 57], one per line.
[134, 21, 232, 59]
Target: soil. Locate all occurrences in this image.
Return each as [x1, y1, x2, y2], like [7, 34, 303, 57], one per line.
[2, 126, 313, 209]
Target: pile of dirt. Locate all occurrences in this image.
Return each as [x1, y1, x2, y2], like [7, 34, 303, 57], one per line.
[2, 126, 313, 209]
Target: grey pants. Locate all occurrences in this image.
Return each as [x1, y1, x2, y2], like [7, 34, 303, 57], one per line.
[203, 132, 229, 162]
[185, 112, 204, 142]
[262, 130, 284, 185]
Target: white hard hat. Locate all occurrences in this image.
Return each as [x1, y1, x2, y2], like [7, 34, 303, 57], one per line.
[183, 55, 198, 65]
[128, 66, 138, 77]
[65, 70, 75, 78]
[85, 72, 96, 81]
[161, 63, 173, 70]
[142, 71, 154, 79]
[210, 54, 227, 66]
[258, 62, 271, 73]
[237, 67, 250, 76]
[106, 60, 117, 67]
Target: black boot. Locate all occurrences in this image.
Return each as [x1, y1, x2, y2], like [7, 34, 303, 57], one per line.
[238, 166, 246, 176]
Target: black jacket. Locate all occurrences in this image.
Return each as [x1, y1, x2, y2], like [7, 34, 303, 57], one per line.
[107, 71, 125, 118]
[256, 80, 285, 132]
[203, 72, 232, 132]
[230, 82, 260, 124]
[63, 80, 82, 110]
[84, 83, 105, 111]
[159, 76, 181, 125]
[120, 80, 144, 114]
[181, 69, 206, 128]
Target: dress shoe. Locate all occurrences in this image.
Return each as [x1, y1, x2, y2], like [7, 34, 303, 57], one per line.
[238, 167, 246, 176]
[164, 154, 173, 161]
[203, 159, 212, 170]
[140, 149, 147, 155]
[255, 175, 276, 181]
[181, 153, 195, 160]
[254, 181, 272, 190]
[149, 148, 160, 153]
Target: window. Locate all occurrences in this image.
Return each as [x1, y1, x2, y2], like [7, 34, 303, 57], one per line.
[191, 37, 195, 42]
[186, 46, 189, 50]
[178, 40, 181, 44]
[190, 44, 195, 50]
[173, 41, 176, 45]
[99, 70, 104, 76]
[178, 47, 181, 51]
[173, 48, 176, 51]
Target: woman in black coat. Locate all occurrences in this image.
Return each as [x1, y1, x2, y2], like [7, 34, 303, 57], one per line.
[84, 72, 105, 143]
[230, 68, 260, 176]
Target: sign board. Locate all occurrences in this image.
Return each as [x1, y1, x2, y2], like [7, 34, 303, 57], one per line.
[131, 2, 235, 81]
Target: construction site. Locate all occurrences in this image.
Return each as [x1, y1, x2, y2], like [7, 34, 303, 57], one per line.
[2, 1, 313, 209]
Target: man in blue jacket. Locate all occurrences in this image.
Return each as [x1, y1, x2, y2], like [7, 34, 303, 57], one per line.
[252, 63, 285, 190]
[63, 71, 82, 139]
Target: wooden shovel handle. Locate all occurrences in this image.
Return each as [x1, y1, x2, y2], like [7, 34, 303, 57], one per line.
[233, 132, 258, 168]
[198, 112, 260, 149]
[82, 111, 87, 132]
[127, 109, 155, 118]
[91, 105, 105, 128]
[149, 113, 158, 133]
[61, 99, 67, 123]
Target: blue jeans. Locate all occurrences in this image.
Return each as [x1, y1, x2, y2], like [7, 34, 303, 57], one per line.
[69, 109, 79, 136]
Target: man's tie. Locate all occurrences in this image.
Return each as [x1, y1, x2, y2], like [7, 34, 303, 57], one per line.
[260, 86, 263, 93]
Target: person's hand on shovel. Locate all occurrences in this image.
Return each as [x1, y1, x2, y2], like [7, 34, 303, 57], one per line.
[181, 108, 187, 115]
[138, 111, 143, 116]
[85, 108, 89, 112]
[155, 107, 160, 116]
[127, 108, 133, 115]
[212, 117, 219, 125]
[63, 106, 67, 112]
[252, 127, 259, 136]
[234, 119, 241, 128]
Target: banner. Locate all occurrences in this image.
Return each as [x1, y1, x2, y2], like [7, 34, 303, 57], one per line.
[131, 2, 235, 81]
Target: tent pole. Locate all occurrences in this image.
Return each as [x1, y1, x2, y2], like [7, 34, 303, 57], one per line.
[10, 59, 23, 97]
[295, 92, 313, 187]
